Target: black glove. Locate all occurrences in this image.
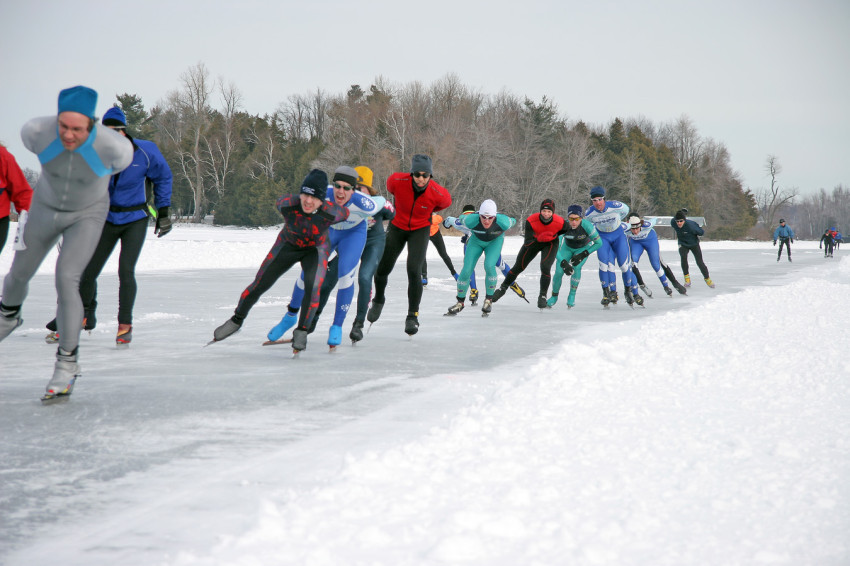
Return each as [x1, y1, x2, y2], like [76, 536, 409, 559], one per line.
[773, 240, 776, 246]
[570, 249, 590, 266]
[790, 239, 794, 244]
[560, 259, 574, 276]
[155, 207, 172, 237]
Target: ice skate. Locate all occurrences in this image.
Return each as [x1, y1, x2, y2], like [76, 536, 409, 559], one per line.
[42, 348, 80, 404]
[445, 301, 464, 316]
[509, 282, 529, 302]
[212, 316, 242, 343]
[116, 324, 132, 347]
[537, 295, 548, 309]
[639, 284, 653, 298]
[609, 290, 619, 305]
[0, 309, 22, 342]
[469, 288, 479, 306]
[491, 286, 507, 303]
[684, 274, 692, 287]
[404, 314, 419, 336]
[349, 319, 364, 343]
[366, 300, 384, 323]
[624, 288, 636, 308]
[328, 325, 342, 351]
[600, 288, 611, 308]
[664, 285, 673, 297]
[292, 329, 308, 352]
[267, 312, 297, 342]
[633, 289, 645, 307]
[481, 298, 492, 317]
[704, 277, 715, 289]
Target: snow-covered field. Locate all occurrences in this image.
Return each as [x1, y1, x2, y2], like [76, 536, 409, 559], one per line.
[1, 224, 848, 566]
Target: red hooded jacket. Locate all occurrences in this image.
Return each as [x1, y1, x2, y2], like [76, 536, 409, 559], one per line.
[386, 173, 452, 231]
[0, 146, 33, 218]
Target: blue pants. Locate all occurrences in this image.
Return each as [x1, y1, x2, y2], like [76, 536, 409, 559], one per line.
[596, 230, 637, 292]
[629, 231, 670, 287]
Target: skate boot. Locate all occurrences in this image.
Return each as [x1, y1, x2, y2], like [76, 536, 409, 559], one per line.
[481, 298, 493, 316]
[509, 282, 528, 302]
[777, 256, 780, 262]
[213, 315, 243, 342]
[664, 285, 673, 296]
[491, 286, 507, 303]
[639, 284, 653, 298]
[349, 319, 364, 343]
[292, 329, 308, 351]
[633, 288, 644, 306]
[537, 295, 548, 309]
[600, 288, 611, 307]
[546, 293, 558, 308]
[469, 288, 479, 306]
[567, 292, 576, 309]
[83, 307, 96, 331]
[445, 301, 465, 316]
[366, 300, 384, 323]
[116, 324, 132, 347]
[328, 325, 342, 348]
[684, 274, 692, 287]
[624, 288, 635, 306]
[609, 290, 619, 304]
[267, 312, 297, 341]
[704, 278, 715, 288]
[404, 313, 419, 336]
[43, 347, 80, 402]
[0, 305, 22, 342]
[421, 277, 428, 286]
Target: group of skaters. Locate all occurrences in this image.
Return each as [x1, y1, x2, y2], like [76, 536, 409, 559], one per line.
[771, 219, 842, 261]
[210, 158, 717, 355]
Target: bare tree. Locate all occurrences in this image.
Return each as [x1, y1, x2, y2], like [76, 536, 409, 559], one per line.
[756, 155, 798, 226]
[204, 79, 242, 200]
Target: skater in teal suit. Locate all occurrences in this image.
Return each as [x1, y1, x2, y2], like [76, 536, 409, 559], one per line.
[444, 199, 516, 316]
[548, 204, 602, 308]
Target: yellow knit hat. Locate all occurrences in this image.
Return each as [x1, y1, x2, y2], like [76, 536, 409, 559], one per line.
[355, 166, 377, 195]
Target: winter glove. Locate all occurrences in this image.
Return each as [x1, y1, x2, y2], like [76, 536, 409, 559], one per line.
[443, 216, 456, 229]
[560, 259, 574, 276]
[155, 207, 172, 237]
[547, 293, 558, 308]
[791, 239, 794, 244]
[773, 240, 776, 246]
[570, 249, 590, 266]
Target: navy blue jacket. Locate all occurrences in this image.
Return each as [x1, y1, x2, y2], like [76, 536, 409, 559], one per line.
[106, 137, 172, 225]
[671, 218, 704, 247]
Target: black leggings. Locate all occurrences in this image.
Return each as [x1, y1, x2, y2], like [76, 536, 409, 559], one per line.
[79, 218, 148, 325]
[679, 244, 709, 278]
[502, 239, 558, 296]
[777, 239, 791, 259]
[236, 240, 324, 331]
[421, 231, 456, 278]
[373, 224, 430, 314]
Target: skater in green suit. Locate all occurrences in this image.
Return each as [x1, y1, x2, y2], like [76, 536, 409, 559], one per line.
[548, 204, 602, 308]
[444, 199, 516, 316]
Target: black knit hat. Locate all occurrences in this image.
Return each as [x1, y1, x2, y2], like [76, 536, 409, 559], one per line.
[410, 154, 433, 175]
[540, 199, 555, 212]
[300, 169, 328, 197]
[674, 210, 687, 220]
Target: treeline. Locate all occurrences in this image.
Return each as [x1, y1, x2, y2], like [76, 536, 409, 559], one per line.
[117, 63, 762, 237]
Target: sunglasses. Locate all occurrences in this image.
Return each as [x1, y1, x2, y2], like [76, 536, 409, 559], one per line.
[591, 197, 604, 202]
[412, 172, 430, 179]
[480, 214, 495, 221]
[568, 215, 582, 221]
[333, 182, 354, 191]
[676, 219, 685, 223]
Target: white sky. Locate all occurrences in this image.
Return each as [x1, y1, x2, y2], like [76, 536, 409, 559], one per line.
[2, 0, 848, 196]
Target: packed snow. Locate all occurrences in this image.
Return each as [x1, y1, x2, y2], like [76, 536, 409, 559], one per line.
[1, 223, 848, 566]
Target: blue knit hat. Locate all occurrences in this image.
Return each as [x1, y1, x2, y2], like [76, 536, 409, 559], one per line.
[300, 169, 328, 197]
[567, 204, 583, 217]
[58, 86, 98, 119]
[102, 106, 127, 128]
[590, 185, 606, 198]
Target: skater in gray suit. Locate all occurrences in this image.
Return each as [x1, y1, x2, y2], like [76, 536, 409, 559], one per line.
[0, 85, 133, 402]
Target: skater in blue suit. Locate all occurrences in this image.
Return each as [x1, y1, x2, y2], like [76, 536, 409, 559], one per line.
[583, 186, 641, 307]
[772, 218, 794, 262]
[548, 204, 602, 308]
[625, 214, 686, 296]
[444, 199, 516, 316]
[267, 166, 378, 348]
